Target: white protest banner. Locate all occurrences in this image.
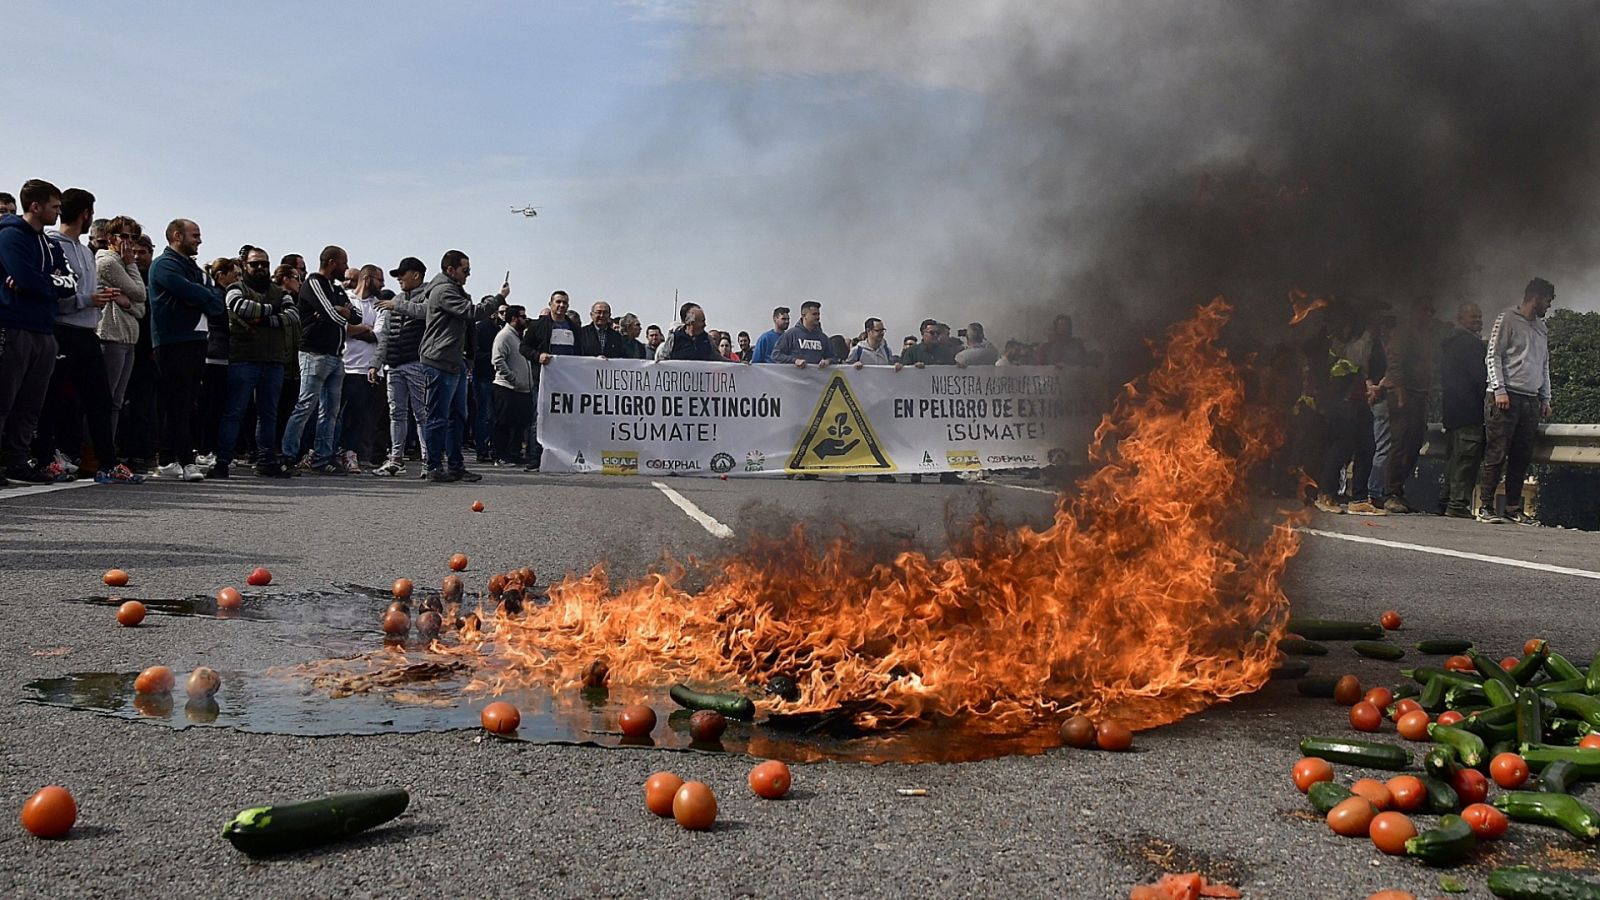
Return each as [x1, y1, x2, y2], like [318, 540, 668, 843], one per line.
[534, 358, 1100, 477]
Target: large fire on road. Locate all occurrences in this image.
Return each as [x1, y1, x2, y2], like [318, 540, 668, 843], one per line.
[424, 298, 1300, 735]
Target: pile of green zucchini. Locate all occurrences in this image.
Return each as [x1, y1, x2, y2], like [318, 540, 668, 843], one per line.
[1286, 620, 1600, 892]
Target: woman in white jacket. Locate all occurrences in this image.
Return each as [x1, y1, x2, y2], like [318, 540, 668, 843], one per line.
[95, 216, 148, 435]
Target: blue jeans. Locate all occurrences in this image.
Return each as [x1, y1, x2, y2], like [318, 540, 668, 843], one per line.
[472, 374, 495, 457]
[280, 352, 344, 467]
[423, 364, 468, 473]
[1368, 400, 1392, 502]
[218, 361, 284, 466]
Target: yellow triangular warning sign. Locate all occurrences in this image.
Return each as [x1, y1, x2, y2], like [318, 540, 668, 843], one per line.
[787, 375, 894, 473]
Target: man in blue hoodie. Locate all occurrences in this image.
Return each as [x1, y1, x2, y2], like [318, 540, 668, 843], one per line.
[148, 218, 227, 482]
[0, 180, 77, 484]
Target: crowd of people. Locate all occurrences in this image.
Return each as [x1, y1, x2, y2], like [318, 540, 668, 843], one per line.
[0, 180, 1097, 488]
[1292, 278, 1555, 525]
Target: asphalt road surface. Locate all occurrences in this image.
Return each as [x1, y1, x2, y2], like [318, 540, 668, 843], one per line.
[2, 469, 1597, 899]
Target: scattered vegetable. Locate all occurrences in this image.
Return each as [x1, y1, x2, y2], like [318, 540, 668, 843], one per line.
[1380, 610, 1402, 631]
[1487, 865, 1600, 899]
[689, 710, 727, 743]
[644, 772, 682, 817]
[1350, 701, 1383, 732]
[391, 578, 413, 600]
[186, 667, 221, 699]
[1334, 674, 1364, 706]
[116, 600, 146, 627]
[448, 553, 469, 571]
[1299, 737, 1411, 770]
[668, 684, 756, 720]
[748, 760, 791, 799]
[102, 568, 130, 587]
[246, 567, 272, 586]
[1060, 715, 1096, 749]
[221, 788, 409, 855]
[480, 701, 520, 735]
[19, 785, 76, 838]
[1492, 791, 1600, 840]
[216, 587, 243, 610]
[134, 665, 174, 694]
[1350, 778, 1393, 810]
[619, 704, 657, 737]
[1292, 756, 1335, 792]
[1385, 775, 1426, 812]
[1397, 710, 1432, 741]
[1095, 721, 1134, 752]
[1369, 810, 1416, 854]
[1403, 813, 1476, 865]
[1490, 752, 1531, 789]
[1461, 802, 1509, 840]
[471, 500, 485, 512]
[672, 781, 717, 830]
[1356, 641, 1405, 661]
[1327, 796, 1379, 837]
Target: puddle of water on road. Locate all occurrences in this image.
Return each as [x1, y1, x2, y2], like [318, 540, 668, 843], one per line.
[40, 583, 1063, 762]
[21, 669, 1058, 763]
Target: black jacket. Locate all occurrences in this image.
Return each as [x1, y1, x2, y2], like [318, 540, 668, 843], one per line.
[519, 312, 583, 364]
[1440, 326, 1488, 430]
[578, 323, 631, 358]
[665, 326, 721, 362]
[296, 273, 357, 356]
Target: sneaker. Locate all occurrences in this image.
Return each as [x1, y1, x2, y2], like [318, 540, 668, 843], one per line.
[196, 452, 217, 468]
[52, 450, 80, 475]
[1346, 499, 1388, 516]
[156, 462, 185, 478]
[451, 468, 483, 483]
[94, 465, 145, 485]
[1313, 494, 1346, 514]
[313, 463, 345, 475]
[1444, 508, 1473, 519]
[39, 459, 77, 482]
[181, 464, 206, 482]
[418, 468, 431, 479]
[1475, 508, 1505, 524]
[254, 462, 292, 478]
[297, 451, 316, 470]
[372, 461, 403, 477]
[1504, 509, 1538, 526]
[427, 469, 459, 483]
[6, 466, 51, 484]
[1382, 497, 1414, 514]
[523, 462, 541, 472]
[207, 463, 229, 480]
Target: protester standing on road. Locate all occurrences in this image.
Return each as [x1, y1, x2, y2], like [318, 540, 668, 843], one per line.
[617, 313, 648, 359]
[0, 181, 76, 485]
[956, 322, 999, 367]
[1476, 278, 1554, 524]
[1439, 301, 1487, 518]
[337, 265, 383, 473]
[519, 290, 581, 468]
[579, 301, 630, 358]
[418, 250, 498, 483]
[846, 318, 896, 366]
[491, 305, 533, 465]
[39, 188, 142, 484]
[750, 306, 790, 363]
[95, 216, 146, 443]
[901, 318, 958, 368]
[772, 300, 837, 367]
[149, 219, 226, 482]
[281, 246, 357, 475]
[1374, 299, 1440, 513]
[216, 248, 296, 478]
[371, 257, 429, 476]
[655, 303, 722, 362]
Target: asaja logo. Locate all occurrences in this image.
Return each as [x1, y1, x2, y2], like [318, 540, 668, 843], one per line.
[744, 450, 766, 472]
[573, 451, 589, 468]
[945, 450, 982, 470]
[601, 450, 639, 476]
[710, 452, 735, 474]
[919, 450, 936, 469]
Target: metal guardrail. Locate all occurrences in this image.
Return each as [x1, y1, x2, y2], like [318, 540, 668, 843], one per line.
[1422, 423, 1600, 466]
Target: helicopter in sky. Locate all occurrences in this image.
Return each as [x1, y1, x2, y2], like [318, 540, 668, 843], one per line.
[509, 204, 541, 217]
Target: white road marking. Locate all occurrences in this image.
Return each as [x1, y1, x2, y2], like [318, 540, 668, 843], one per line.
[0, 479, 97, 501]
[652, 481, 734, 539]
[1299, 527, 1600, 581]
[988, 482, 1059, 496]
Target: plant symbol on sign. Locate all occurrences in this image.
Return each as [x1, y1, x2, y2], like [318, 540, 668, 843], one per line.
[813, 412, 861, 460]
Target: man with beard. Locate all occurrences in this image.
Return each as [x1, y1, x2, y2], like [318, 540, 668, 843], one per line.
[417, 250, 499, 482]
[1476, 278, 1555, 524]
[0, 180, 76, 484]
[491, 305, 534, 465]
[578, 300, 630, 357]
[215, 247, 297, 478]
[750, 306, 789, 364]
[771, 300, 838, 367]
[280, 245, 359, 475]
[149, 218, 227, 482]
[519, 290, 582, 469]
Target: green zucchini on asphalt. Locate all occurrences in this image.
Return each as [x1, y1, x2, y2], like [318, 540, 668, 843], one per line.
[1271, 658, 1311, 680]
[1308, 781, 1354, 814]
[1536, 678, 1589, 695]
[1509, 642, 1549, 685]
[1589, 648, 1600, 696]
[1353, 641, 1405, 661]
[1425, 744, 1462, 779]
[1537, 759, 1581, 794]
[1285, 618, 1384, 641]
[1404, 666, 1485, 689]
[1444, 685, 1487, 709]
[1548, 692, 1600, 727]
[1403, 813, 1476, 865]
[1279, 638, 1328, 656]
[1297, 676, 1340, 698]
[1416, 639, 1473, 655]
[1482, 678, 1516, 709]
[1492, 791, 1600, 840]
[1520, 745, 1600, 778]
[1299, 737, 1411, 770]
[1427, 720, 1484, 762]
[221, 788, 410, 855]
[1470, 650, 1520, 691]
[1545, 652, 1585, 684]
[1419, 774, 1461, 813]
[1487, 866, 1600, 900]
[1419, 674, 1447, 712]
[668, 684, 757, 720]
[1546, 718, 1591, 743]
[1517, 688, 1544, 747]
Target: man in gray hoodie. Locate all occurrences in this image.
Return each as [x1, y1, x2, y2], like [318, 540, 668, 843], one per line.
[38, 188, 142, 484]
[417, 249, 498, 482]
[1475, 277, 1555, 524]
[491, 306, 534, 465]
[771, 300, 838, 367]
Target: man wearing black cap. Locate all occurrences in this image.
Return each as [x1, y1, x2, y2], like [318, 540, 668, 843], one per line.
[371, 256, 430, 476]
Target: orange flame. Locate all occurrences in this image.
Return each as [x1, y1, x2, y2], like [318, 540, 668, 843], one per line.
[1288, 289, 1328, 326]
[397, 299, 1299, 734]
